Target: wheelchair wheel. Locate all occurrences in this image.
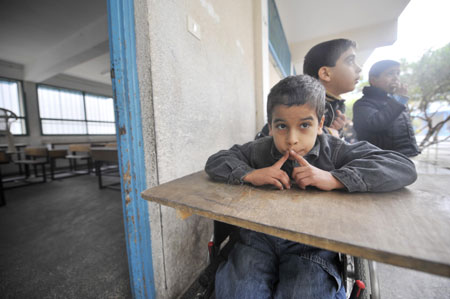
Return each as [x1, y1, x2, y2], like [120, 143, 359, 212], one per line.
[367, 260, 380, 299]
[354, 257, 381, 299]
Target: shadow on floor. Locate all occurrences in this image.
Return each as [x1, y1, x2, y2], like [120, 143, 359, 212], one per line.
[0, 175, 131, 298]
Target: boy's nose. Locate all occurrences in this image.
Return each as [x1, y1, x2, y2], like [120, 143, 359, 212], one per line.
[287, 131, 298, 146]
[355, 63, 362, 73]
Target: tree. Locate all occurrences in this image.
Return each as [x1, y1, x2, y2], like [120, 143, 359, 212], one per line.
[401, 43, 450, 149]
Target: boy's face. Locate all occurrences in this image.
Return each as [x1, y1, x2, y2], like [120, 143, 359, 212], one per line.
[321, 47, 361, 95]
[269, 104, 324, 158]
[370, 65, 401, 94]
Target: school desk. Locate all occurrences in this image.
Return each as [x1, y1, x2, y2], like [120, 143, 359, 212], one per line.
[141, 171, 450, 277]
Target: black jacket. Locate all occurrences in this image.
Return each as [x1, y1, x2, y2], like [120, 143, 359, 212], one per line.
[353, 86, 420, 157]
[205, 134, 417, 193]
[324, 93, 345, 128]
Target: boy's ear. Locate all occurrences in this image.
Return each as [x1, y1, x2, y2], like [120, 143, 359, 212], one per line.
[318, 66, 332, 83]
[268, 123, 273, 136]
[317, 116, 325, 135]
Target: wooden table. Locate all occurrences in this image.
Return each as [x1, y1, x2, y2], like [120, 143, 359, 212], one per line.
[0, 143, 27, 152]
[141, 171, 450, 278]
[90, 147, 119, 189]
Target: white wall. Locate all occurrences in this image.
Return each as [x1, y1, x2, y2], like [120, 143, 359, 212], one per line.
[135, 0, 257, 297]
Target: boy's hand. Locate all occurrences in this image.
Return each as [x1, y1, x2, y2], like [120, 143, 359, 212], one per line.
[289, 150, 344, 191]
[330, 110, 346, 131]
[394, 82, 408, 96]
[243, 151, 291, 190]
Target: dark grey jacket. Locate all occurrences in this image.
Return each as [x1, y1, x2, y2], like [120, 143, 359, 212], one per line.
[353, 86, 420, 157]
[205, 134, 417, 193]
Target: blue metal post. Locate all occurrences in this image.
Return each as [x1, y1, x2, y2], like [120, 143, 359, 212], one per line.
[107, 0, 156, 298]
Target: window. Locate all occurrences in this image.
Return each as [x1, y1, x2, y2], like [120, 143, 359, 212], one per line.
[0, 78, 27, 135]
[268, 0, 291, 77]
[37, 85, 116, 135]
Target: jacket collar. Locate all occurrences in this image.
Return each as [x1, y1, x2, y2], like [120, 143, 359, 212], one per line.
[363, 86, 389, 99]
[326, 92, 344, 103]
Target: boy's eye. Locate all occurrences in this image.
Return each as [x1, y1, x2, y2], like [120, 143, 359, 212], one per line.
[276, 124, 286, 130]
[300, 123, 311, 129]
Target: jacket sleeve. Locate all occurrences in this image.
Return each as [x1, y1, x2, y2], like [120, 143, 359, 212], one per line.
[330, 140, 417, 192]
[353, 97, 405, 132]
[205, 141, 255, 184]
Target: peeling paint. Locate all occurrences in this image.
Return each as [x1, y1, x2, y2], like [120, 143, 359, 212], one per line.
[123, 162, 132, 205]
[123, 161, 132, 183]
[119, 125, 127, 135]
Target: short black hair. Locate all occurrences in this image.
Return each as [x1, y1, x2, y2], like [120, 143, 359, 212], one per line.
[303, 39, 357, 79]
[267, 75, 325, 124]
[368, 60, 400, 79]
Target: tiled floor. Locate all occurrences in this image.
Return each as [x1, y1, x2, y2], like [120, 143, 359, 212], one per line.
[0, 174, 131, 298]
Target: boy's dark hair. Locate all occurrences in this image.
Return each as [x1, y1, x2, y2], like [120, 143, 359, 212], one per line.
[267, 75, 325, 124]
[368, 60, 400, 79]
[303, 39, 357, 79]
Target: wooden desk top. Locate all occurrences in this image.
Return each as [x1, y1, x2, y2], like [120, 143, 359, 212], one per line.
[0, 143, 27, 148]
[90, 147, 118, 162]
[141, 171, 450, 277]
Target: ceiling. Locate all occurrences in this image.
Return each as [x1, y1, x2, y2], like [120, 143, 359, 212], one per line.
[0, 0, 409, 86]
[276, 0, 408, 45]
[0, 0, 111, 85]
[275, 0, 410, 72]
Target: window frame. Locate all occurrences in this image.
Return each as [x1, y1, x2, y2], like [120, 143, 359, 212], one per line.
[0, 76, 29, 136]
[36, 83, 116, 136]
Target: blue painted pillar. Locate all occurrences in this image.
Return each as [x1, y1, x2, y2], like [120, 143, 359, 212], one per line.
[107, 0, 156, 298]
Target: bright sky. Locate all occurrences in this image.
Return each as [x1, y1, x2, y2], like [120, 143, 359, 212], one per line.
[361, 0, 450, 80]
[342, 0, 450, 100]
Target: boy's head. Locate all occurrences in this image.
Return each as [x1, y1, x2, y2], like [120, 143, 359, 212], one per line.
[368, 60, 401, 94]
[267, 75, 325, 157]
[303, 39, 361, 96]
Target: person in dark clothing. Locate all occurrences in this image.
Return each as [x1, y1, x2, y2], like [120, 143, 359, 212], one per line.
[353, 60, 420, 157]
[205, 75, 417, 299]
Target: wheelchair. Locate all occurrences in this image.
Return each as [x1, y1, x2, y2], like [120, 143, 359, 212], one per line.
[181, 221, 380, 299]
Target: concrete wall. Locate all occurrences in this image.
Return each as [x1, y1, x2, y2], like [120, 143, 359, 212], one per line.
[135, 0, 257, 297]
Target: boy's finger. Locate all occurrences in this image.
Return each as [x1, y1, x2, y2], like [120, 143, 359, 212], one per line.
[276, 171, 291, 189]
[293, 171, 310, 182]
[273, 151, 289, 169]
[290, 150, 310, 167]
[269, 178, 284, 190]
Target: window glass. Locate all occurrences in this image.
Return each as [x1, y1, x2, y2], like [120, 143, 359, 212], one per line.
[0, 78, 27, 135]
[37, 85, 116, 135]
[38, 86, 84, 120]
[85, 94, 115, 122]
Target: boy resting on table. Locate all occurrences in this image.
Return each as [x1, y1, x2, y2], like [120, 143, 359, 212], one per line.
[205, 75, 417, 299]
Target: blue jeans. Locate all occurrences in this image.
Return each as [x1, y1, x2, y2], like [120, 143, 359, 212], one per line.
[215, 229, 346, 299]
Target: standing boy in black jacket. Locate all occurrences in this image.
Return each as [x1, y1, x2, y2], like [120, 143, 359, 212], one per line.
[353, 60, 420, 157]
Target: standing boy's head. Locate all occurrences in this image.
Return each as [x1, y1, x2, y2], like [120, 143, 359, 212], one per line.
[267, 75, 325, 157]
[368, 60, 401, 94]
[303, 39, 361, 96]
